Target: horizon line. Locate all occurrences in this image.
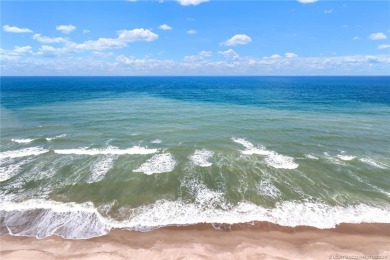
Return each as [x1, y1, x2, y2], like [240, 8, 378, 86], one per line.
[2, 75, 390, 77]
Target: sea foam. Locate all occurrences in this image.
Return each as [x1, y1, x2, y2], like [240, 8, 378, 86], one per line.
[134, 153, 176, 175]
[256, 179, 281, 198]
[54, 146, 157, 155]
[323, 152, 346, 166]
[1, 197, 389, 239]
[359, 158, 388, 169]
[46, 134, 66, 141]
[0, 147, 49, 159]
[87, 156, 116, 183]
[0, 159, 30, 182]
[337, 151, 356, 161]
[0, 199, 110, 239]
[189, 149, 214, 167]
[11, 138, 35, 144]
[337, 155, 356, 161]
[305, 154, 319, 160]
[232, 138, 298, 169]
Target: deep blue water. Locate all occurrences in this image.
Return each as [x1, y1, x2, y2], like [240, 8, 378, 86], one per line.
[2, 76, 390, 110]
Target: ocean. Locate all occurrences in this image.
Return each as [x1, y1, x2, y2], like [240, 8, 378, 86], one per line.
[1, 76, 389, 239]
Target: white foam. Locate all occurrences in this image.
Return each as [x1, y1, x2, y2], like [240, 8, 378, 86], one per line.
[181, 179, 229, 209]
[46, 134, 66, 141]
[189, 149, 214, 167]
[134, 153, 176, 175]
[0, 164, 20, 182]
[151, 139, 162, 144]
[337, 154, 356, 161]
[0, 159, 30, 182]
[359, 158, 388, 169]
[11, 138, 35, 144]
[54, 145, 157, 156]
[256, 179, 281, 198]
[323, 152, 346, 165]
[264, 153, 299, 169]
[0, 147, 49, 159]
[232, 138, 298, 169]
[305, 154, 319, 160]
[0, 199, 110, 239]
[1, 197, 390, 239]
[128, 200, 390, 230]
[87, 156, 116, 183]
[336, 151, 356, 161]
[231, 138, 257, 150]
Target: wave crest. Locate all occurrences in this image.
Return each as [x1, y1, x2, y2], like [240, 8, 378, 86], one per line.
[134, 153, 176, 175]
[1, 198, 389, 239]
[232, 138, 299, 169]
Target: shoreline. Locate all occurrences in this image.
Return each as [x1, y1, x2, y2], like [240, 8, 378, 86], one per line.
[1, 222, 390, 259]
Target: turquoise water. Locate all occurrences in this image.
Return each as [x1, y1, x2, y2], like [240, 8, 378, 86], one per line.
[1, 76, 390, 239]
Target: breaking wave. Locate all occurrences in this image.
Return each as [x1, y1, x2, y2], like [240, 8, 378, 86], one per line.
[54, 146, 158, 156]
[232, 138, 299, 169]
[1, 198, 389, 239]
[189, 149, 214, 167]
[0, 147, 49, 159]
[133, 153, 176, 175]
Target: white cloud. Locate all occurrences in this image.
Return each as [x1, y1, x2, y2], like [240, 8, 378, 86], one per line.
[83, 29, 90, 34]
[369, 32, 387, 40]
[199, 51, 211, 57]
[117, 28, 158, 42]
[297, 0, 318, 3]
[93, 51, 114, 57]
[13, 46, 33, 54]
[324, 9, 333, 14]
[0, 49, 18, 62]
[158, 24, 172, 30]
[220, 34, 252, 46]
[218, 49, 240, 60]
[32, 28, 158, 54]
[184, 50, 211, 62]
[352, 36, 360, 40]
[37, 45, 67, 56]
[33, 34, 68, 44]
[270, 54, 282, 59]
[56, 24, 76, 34]
[176, 0, 208, 6]
[0, 45, 33, 63]
[116, 55, 177, 72]
[187, 29, 197, 34]
[73, 38, 127, 51]
[3, 25, 33, 33]
[0, 46, 33, 58]
[34, 29, 157, 48]
[2, 53, 390, 76]
[285, 52, 298, 58]
[378, 44, 390, 50]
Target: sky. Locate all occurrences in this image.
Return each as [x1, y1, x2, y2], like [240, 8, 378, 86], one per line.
[1, 0, 390, 76]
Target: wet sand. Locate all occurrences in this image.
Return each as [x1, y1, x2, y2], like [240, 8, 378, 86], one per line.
[1, 222, 390, 260]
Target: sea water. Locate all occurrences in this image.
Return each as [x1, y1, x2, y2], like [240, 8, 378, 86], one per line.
[1, 76, 389, 239]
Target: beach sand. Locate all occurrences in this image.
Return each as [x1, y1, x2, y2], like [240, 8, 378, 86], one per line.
[1, 222, 389, 259]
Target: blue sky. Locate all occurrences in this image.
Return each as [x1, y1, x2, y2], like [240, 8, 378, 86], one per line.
[1, 0, 390, 75]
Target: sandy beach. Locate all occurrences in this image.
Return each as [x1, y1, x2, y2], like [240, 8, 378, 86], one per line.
[1, 222, 389, 260]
